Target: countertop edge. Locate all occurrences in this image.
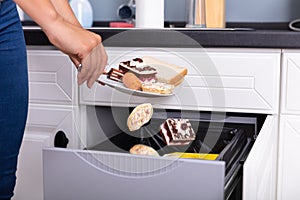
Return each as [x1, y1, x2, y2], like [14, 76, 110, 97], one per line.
[23, 27, 300, 49]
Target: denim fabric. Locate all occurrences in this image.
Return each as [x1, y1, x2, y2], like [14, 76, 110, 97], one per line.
[0, 0, 28, 199]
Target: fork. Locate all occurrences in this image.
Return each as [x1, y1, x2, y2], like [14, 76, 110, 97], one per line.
[96, 68, 125, 86]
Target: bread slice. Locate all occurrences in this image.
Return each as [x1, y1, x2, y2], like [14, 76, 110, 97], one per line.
[141, 82, 174, 94]
[122, 72, 142, 91]
[142, 56, 188, 86]
[129, 144, 159, 157]
[127, 103, 153, 131]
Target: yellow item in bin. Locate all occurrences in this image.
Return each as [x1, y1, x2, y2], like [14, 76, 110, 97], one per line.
[164, 152, 219, 160]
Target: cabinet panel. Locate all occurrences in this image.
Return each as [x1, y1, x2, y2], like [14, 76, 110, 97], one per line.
[278, 115, 300, 200]
[25, 105, 78, 148]
[27, 50, 75, 105]
[13, 134, 50, 200]
[243, 115, 278, 200]
[81, 48, 280, 114]
[13, 105, 78, 200]
[281, 51, 300, 114]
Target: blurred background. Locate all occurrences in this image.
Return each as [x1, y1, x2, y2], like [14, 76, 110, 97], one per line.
[24, 0, 300, 23]
[87, 0, 300, 23]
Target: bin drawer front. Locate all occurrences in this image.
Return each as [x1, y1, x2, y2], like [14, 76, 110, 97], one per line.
[43, 148, 225, 200]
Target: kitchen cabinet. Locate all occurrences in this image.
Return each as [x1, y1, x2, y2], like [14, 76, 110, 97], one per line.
[278, 115, 300, 200]
[75, 47, 281, 200]
[278, 50, 300, 200]
[13, 50, 79, 200]
[243, 115, 278, 200]
[26, 50, 76, 105]
[15, 47, 280, 200]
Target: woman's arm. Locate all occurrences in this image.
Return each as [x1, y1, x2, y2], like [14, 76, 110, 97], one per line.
[49, 0, 81, 27]
[42, 0, 95, 74]
[13, 0, 107, 88]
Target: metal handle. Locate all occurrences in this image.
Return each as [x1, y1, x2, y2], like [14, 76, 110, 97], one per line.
[186, 0, 206, 28]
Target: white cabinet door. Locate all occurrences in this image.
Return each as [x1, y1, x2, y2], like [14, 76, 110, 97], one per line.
[81, 48, 280, 114]
[243, 115, 278, 200]
[279, 50, 300, 200]
[27, 50, 76, 105]
[13, 133, 50, 200]
[281, 50, 300, 114]
[278, 115, 300, 200]
[13, 105, 77, 200]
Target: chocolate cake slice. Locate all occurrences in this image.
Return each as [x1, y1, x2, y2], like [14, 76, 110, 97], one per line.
[160, 118, 196, 146]
[119, 58, 157, 83]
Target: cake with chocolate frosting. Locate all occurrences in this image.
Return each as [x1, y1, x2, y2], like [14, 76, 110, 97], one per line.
[119, 58, 157, 83]
[160, 118, 196, 146]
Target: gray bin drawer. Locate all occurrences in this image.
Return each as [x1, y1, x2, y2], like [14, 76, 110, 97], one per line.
[43, 148, 225, 200]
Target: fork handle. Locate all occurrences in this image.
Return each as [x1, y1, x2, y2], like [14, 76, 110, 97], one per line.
[96, 80, 106, 86]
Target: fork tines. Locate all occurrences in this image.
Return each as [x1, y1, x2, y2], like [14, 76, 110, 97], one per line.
[105, 68, 124, 82]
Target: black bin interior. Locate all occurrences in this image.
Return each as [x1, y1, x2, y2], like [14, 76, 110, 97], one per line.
[88, 108, 254, 174]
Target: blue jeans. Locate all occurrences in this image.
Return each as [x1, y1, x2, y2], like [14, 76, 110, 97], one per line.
[0, 0, 28, 199]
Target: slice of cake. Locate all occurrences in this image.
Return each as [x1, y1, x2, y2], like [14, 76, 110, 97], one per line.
[160, 118, 196, 146]
[119, 58, 157, 83]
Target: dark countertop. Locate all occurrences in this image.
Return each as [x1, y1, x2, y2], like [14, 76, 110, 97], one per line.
[23, 22, 300, 49]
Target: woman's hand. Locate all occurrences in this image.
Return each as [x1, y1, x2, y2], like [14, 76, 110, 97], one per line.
[44, 18, 108, 88]
[77, 42, 107, 88]
[14, 0, 108, 88]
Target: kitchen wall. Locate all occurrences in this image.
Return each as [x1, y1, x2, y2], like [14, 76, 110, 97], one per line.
[89, 0, 300, 23]
[226, 0, 300, 22]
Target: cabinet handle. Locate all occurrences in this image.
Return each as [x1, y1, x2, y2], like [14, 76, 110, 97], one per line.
[54, 131, 69, 148]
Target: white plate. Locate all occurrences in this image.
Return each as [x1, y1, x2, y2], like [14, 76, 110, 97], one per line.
[97, 74, 178, 97]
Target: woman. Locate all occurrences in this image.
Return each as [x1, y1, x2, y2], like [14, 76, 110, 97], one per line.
[0, 0, 107, 199]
